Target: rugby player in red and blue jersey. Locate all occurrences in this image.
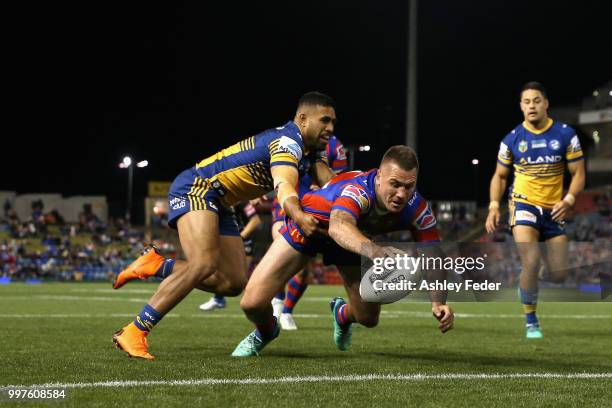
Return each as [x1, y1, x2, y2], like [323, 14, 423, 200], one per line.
[232, 146, 454, 357]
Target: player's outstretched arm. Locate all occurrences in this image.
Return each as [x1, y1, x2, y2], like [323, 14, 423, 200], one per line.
[486, 163, 511, 233]
[271, 165, 320, 237]
[328, 209, 402, 260]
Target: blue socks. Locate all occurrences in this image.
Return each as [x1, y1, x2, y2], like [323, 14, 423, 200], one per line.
[134, 304, 163, 333]
[519, 287, 539, 327]
[155, 259, 175, 279]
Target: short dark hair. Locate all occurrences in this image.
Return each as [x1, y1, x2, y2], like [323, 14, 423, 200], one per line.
[297, 91, 336, 109]
[520, 81, 547, 100]
[381, 145, 419, 172]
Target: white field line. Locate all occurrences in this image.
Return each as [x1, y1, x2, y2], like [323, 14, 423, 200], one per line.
[69, 288, 155, 294]
[1, 373, 611, 390]
[0, 295, 150, 303]
[0, 311, 610, 319]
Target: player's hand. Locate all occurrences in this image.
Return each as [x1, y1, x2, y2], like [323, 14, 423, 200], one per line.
[371, 245, 405, 261]
[295, 212, 322, 237]
[432, 303, 454, 333]
[485, 208, 500, 233]
[249, 195, 267, 207]
[551, 200, 570, 222]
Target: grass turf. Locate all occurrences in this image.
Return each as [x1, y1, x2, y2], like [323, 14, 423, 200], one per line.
[0, 282, 610, 407]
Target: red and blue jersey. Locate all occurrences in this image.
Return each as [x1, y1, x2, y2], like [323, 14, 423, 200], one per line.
[300, 169, 439, 242]
[325, 135, 348, 173]
[279, 169, 440, 256]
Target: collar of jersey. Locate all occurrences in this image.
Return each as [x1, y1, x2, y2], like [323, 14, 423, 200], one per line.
[522, 117, 553, 135]
[286, 120, 303, 141]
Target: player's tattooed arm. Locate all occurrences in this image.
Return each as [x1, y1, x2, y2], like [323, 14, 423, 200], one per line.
[328, 209, 402, 260]
[328, 209, 373, 257]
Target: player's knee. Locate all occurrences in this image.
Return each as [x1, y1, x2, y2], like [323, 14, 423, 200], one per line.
[521, 258, 540, 275]
[186, 258, 218, 282]
[240, 293, 266, 315]
[355, 313, 379, 328]
[548, 271, 567, 283]
[217, 277, 246, 297]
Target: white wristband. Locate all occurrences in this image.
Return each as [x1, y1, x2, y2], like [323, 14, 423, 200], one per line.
[563, 193, 576, 206]
[488, 201, 500, 210]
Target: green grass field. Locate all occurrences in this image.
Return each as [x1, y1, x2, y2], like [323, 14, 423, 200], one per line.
[0, 282, 611, 407]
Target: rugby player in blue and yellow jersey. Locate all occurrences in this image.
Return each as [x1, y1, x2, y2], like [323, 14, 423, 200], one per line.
[111, 92, 337, 359]
[485, 82, 585, 339]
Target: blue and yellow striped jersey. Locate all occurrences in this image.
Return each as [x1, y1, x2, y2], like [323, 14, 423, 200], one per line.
[497, 118, 583, 208]
[193, 121, 310, 207]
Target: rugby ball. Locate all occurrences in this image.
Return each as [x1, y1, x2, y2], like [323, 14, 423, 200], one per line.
[359, 258, 421, 304]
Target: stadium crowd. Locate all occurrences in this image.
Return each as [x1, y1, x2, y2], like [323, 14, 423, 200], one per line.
[0, 203, 175, 281]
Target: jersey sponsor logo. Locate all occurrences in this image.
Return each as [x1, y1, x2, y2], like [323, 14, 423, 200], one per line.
[340, 185, 370, 211]
[498, 142, 511, 161]
[277, 136, 303, 160]
[407, 191, 418, 207]
[414, 204, 436, 230]
[570, 135, 582, 152]
[516, 210, 537, 223]
[170, 197, 186, 210]
[208, 201, 218, 211]
[531, 139, 547, 149]
[525, 155, 562, 164]
[548, 139, 560, 150]
[518, 140, 528, 153]
[511, 192, 528, 201]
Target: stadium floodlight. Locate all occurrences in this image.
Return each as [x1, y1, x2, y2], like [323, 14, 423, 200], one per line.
[609, 90, 612, 96]
[358, 145, 371, 152]
[119, 156, 147, 225]
[472, 159, 479, 165]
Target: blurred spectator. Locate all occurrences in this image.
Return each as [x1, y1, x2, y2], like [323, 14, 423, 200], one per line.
[3, 199, 11, 220]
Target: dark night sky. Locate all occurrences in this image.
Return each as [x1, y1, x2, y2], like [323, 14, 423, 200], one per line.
[5, 1, 611, 215]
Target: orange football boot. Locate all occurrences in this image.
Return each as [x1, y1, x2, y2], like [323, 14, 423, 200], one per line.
[113, 245, 165, 289]
[112, 322, 155, 360]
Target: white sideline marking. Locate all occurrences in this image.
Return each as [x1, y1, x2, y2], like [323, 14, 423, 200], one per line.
[379, 311, 612, 319]
[0, 312, 610, 319]
[70, 288, 155, 294]
[0, 295, 150, 303]
[2, 373, 611, 390]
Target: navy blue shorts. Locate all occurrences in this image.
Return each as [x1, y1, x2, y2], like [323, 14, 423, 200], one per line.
[167, 168, 240, 236]
[280, 217, 360, 266]
[509, 201, 565, 240]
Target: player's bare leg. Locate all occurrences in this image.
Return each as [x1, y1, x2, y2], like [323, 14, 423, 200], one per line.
[232, 237, 309, 357]
[513, 225, 544, 338]
[199, 247, 250, 311]
[195, 235, 247, 296]
[270, 221, 286, 318]
[329, 265, 381, 351]
[113, 210, 230, 359]
[340, 265, 382, 327]
[543, 234, 569, 283]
